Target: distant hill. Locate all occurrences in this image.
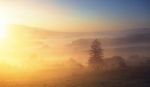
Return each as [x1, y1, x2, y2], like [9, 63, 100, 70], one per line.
[66, 28, 150, 57]
[7, 24, 150, 57]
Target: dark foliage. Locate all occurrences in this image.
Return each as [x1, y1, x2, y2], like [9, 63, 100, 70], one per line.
[89, 39, 103, 69]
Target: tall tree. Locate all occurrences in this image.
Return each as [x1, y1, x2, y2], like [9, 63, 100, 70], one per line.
[88, 39, 103, 68]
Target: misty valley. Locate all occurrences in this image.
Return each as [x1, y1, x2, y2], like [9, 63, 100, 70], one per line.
[0, 0, 150, 87]
[0, 27, 150, 87]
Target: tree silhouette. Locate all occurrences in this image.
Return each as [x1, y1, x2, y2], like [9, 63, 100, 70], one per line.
[88, 39, 103, 69]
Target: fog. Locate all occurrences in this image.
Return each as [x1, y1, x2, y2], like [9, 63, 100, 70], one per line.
[0, 27, 150, 87]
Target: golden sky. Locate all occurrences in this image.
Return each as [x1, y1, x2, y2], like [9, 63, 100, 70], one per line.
[0, 0, 149, 32]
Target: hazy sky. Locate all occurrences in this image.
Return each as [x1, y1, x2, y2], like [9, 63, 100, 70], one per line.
[0, 0, 150, 32]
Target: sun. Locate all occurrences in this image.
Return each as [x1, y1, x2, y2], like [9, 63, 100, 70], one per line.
[0, 16, 9, 40]
[0, 25, 8, 40]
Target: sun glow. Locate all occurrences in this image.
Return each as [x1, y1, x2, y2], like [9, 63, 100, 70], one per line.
[0, 26, 8, 40]
[0, 15, 9, 40]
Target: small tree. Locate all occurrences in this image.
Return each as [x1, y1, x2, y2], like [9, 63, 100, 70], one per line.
[88, 39, 103, 69]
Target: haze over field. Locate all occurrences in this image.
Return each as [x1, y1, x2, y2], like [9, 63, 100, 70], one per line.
[0, 0, 150, 87]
